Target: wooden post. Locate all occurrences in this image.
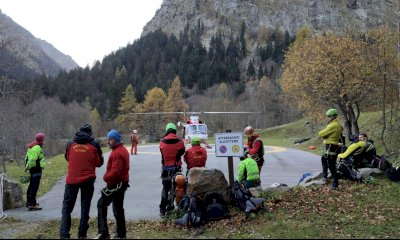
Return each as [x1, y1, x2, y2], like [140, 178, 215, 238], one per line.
[226, 130, 234, 187]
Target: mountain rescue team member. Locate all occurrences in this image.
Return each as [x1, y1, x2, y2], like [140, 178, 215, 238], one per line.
[319, 108, 343, 190]
[237, 154, 261, 188]
[60, 124, 104, 239]
[183, 136, 207, 176]
[25, 132, 46, 211]
[244, 126, 265, 174]
[159, 123, 185, 217]
[130, 129, 139, 155]
[96, 129, 130, 239]
[338, 133, 376, 169]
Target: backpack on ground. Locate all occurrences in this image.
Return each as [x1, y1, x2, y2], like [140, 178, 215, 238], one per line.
[203, 192, 230, 221]
[370, 155, 392, 171]
[175, 193, 203, 227]
[385, 167, 400, 183]
[230, 181, 265, 214]
[337, 158, 362, 182]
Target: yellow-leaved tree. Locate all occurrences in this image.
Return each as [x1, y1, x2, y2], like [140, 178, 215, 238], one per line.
[163, 76, 189, 124]
[366, 27, 400, 153]
[281, 33, 374, 137]
[134, 87, 167, 141]
[115, 84, 138, 133]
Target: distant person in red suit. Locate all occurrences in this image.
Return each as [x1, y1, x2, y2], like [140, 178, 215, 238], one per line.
[130, 129, 139, 155]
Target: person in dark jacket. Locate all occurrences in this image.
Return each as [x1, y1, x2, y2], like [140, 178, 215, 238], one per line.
[95, 129, 130, 239]
[25, 132, 46, 211]
[60, 124, 103, 239]
[159, 123, 185, 217]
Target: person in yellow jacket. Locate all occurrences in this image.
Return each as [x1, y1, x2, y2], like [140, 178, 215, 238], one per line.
[25, 133, 46, 211]
[338, 133, 375, 169]
[237, 154, 260, 188]
[319, 109, 342, 190]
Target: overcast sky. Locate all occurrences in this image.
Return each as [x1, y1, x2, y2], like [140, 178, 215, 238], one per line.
[0, 0, 163, 67]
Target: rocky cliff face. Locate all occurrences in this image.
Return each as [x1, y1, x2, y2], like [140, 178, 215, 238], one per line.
[0, 10, 78, 80]
[143, 0, 398, 62]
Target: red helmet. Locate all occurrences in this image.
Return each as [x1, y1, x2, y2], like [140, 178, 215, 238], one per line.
[244, 126, 254, 137]
[35, 133, 46, 143]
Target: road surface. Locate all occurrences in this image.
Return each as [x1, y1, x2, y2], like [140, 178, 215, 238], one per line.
[5, 144, 321, 221]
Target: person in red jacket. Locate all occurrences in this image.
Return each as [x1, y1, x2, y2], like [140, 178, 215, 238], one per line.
[244, 126, 265, 175]
[130, 129, 139, 155]
[159, 123, 185, 217]
[60, 124, 103, 239]
[96, 129, 130, 239]
[184, 136, 207, 176]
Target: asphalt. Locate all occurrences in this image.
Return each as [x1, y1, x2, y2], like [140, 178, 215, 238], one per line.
[4, 144, 321, 222]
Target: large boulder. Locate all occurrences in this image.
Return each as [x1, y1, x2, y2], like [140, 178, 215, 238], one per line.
[186, 168, 230, 201]
[2, 176, 24, 210]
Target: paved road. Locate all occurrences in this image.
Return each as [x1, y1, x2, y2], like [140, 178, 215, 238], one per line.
[5, 144, 321, 221]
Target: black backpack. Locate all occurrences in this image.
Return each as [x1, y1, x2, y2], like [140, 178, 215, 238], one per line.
[230, 181, 265, 213]
[203, 192, 230, 221]
[371, 155, 392, 171]
[385, 167, 400, 183]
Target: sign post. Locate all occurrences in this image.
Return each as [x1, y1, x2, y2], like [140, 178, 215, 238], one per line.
[214, 131, 244, 187]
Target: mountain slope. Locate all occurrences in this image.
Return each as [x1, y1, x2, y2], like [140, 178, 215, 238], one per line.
[0, 10, 78, 80]
[142, 0, 398, 66]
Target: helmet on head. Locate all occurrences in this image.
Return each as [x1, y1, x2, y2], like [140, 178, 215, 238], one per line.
[191, 136, 201, 145]
[244, 126, 254, 137]
[165, 123, 177, 132]
[326, 108, 338, 117]
[35, 133, 46, 143]
[133, 129, 137, 134]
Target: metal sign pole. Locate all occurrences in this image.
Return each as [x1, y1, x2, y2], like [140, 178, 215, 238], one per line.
[226, 130, 234, 187]
[0, 174, 4, 218]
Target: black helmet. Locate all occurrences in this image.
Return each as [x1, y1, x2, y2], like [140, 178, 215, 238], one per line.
[80, 123, 93, 136]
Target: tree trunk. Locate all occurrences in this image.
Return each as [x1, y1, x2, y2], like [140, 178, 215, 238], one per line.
[380, 57, 389, 154]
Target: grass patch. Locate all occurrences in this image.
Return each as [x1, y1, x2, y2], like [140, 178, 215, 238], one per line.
[3, 147, 110, 200]
[9, 176, 400, 239]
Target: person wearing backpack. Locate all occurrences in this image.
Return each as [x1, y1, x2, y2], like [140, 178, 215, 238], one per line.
[319, 108, 343, 190]
[60, 124, 104, 239]
[243, 126, 265, 175]
[130, 129, 139, 155]
[25, 133, 46, 211]
[159, 123, 185, 217]
[237, 154, 261, 188]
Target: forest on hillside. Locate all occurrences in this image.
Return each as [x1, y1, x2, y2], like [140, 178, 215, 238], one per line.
[0, 24, 399, 173]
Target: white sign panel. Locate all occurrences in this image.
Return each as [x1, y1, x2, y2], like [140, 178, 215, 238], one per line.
[214, 132, 244, 157]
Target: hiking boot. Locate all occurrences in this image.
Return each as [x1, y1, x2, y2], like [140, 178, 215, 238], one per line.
[322, 177, 328, 184]
[110, 233, 126, 239]
[94, 233, 110, 239]
[28, 204, 42, 211]
[159, 208, 166, 217]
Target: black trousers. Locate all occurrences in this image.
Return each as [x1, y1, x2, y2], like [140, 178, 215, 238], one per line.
[321, 144, 339, 187]
[97, 183, 129, 238]
[60, 179, 95, 239]
[159, 168, 180, 211]
[27, 172, 42, 206]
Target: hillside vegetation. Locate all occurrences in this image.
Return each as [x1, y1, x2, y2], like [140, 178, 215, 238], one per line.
[2, 111, 400, 239]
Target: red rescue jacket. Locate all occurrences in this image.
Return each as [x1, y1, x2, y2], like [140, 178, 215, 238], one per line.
[65, 132, 103, 184]
[104, 143, 130, 186]
[247, 134, 265, 160]
[159, 132, 185, 167]
[184, 145, 207, 169]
